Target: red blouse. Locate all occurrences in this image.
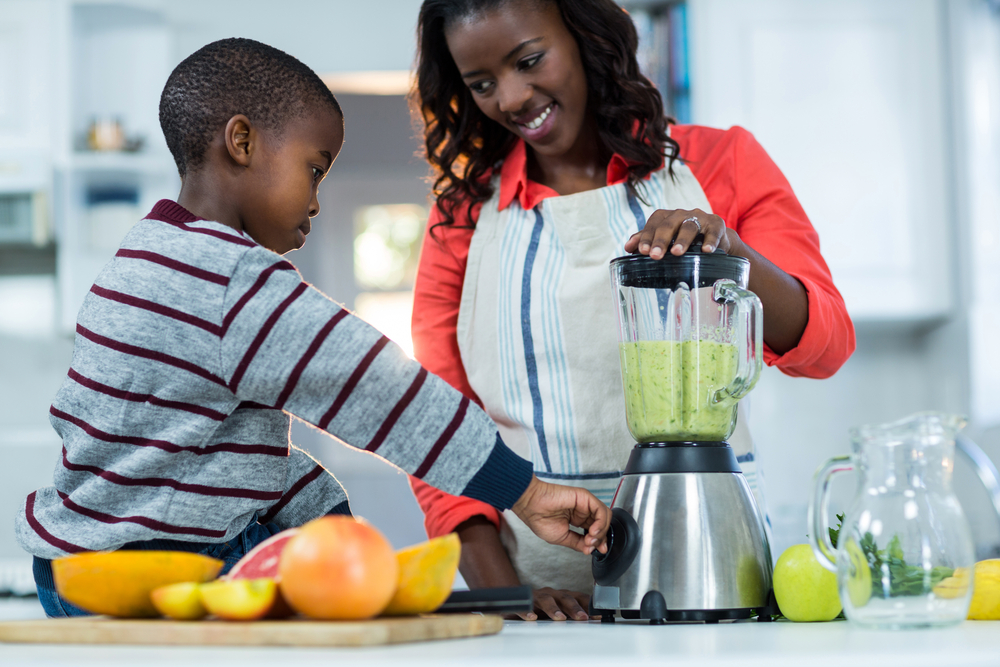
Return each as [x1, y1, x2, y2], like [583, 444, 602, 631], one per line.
[409, 125, 856, 538]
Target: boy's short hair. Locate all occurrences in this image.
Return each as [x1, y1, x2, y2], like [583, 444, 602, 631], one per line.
[159, 37, 342, 176]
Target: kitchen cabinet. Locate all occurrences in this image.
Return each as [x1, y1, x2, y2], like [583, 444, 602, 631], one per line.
[688, 0, 951, 324]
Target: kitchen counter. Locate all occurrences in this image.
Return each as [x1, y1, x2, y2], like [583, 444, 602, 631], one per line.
[1, 608, 998, 667]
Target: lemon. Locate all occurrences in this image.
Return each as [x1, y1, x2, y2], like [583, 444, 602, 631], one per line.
[773, 544, 842, 622]
[968, 559, 1000, 620]
[932, 567, 970, 600]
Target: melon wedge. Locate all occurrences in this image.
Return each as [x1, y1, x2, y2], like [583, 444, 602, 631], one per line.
[53, 551, 223, 617]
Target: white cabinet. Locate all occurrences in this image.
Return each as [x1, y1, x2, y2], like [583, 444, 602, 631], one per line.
[55, 2, 179, 330]
[688, 0, 950, 322]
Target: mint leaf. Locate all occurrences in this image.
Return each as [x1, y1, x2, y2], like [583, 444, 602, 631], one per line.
[829, 512, 845, 549]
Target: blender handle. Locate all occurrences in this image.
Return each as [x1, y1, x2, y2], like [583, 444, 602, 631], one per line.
[808, 455, 853, 572]
[712, 280, 763, 406]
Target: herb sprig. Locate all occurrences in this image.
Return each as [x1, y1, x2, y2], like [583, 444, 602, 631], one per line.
[830, 512, 952, 598]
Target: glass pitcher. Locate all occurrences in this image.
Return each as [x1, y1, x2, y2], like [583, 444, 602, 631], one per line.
[609, 242, 763, 442]
[809, 412, 976, 628]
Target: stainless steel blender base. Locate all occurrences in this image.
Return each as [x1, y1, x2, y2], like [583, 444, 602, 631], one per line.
[590, 464, 775, 623]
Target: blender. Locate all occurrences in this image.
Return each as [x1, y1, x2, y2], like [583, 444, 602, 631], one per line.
[590, 238, 776, 623]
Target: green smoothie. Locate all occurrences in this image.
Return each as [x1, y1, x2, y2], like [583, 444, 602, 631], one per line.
[619, 340, 739, 441]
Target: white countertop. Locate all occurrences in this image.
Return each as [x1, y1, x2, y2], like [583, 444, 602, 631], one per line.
[1, 599, 998, 667]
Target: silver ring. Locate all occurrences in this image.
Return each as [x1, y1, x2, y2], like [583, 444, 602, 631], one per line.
[682, 216, 701, 232]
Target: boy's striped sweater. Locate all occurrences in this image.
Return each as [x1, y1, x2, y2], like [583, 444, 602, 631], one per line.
[15, 200, 532, 559]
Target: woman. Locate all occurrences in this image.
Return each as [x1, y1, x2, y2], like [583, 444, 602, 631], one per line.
[407, 0, 855, 621]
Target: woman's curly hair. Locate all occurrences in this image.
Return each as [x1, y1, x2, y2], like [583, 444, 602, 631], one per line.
[412, 0, 680, 227]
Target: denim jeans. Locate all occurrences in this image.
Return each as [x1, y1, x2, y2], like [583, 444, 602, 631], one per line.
[34, 500, 351, 618]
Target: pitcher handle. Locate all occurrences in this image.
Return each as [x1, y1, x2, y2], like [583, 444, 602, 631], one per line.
[808, 455, 853, 572]
[712, 280, 763, 406]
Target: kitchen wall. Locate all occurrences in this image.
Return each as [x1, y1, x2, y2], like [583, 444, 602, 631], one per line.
[1, 0, 999, 592]
[687, 0, 1000, 558]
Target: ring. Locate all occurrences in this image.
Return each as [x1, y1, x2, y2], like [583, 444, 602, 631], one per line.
[682, 216, 701, 232]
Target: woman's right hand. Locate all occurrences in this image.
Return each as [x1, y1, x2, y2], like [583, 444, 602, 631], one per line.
[455, 515, 597, 622]
[514, 588, 592, 622]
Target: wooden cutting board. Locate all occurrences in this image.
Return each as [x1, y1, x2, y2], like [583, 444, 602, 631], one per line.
[0, 613, 502, 647]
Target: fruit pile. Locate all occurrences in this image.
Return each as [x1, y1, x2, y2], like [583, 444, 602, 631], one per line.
[772, 544, 1000, 622]
[52, 516, 461, 621]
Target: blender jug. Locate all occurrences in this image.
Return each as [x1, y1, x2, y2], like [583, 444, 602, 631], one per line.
[610, 242, 763, 442]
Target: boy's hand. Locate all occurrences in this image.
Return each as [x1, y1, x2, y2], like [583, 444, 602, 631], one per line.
[624, 208, 736, 258]
[511, 476, 610, 555]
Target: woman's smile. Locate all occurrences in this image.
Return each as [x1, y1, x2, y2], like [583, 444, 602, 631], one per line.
[513, 102, 557, 141]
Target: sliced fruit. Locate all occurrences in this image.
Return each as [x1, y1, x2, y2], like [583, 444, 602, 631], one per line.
[151, 582, 208, 620]
[968, 559, 1000, 620]
[933, 567, 970, 600]
[279, 515, 398, 620]
[199, 578, 278, 621]
[227, 528, 299, 581]
[383, 533, 461, 616]
[53, 551, 223, 618]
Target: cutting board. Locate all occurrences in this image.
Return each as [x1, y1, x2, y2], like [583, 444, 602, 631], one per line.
[0, 613, 502, 647]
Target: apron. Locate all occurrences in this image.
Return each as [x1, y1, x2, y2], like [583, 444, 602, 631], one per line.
[456, 161, 769, 592]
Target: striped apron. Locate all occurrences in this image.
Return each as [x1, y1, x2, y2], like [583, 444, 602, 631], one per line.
[456, 161, 768, 592]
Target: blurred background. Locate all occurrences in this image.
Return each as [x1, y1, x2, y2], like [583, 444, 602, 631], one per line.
[0, 0, 998, 600]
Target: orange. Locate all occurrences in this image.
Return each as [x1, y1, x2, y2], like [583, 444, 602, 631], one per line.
[278, 516, 398, 619]
[383, 533, 461, 616]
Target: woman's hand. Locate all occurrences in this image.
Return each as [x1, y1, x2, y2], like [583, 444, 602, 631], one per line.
[511, 476, 609, 555]
[624, 208, 735, 258]
[626, 207, 810, 354]
[521, 588, 593, 622]
[454, 516, 595, 622]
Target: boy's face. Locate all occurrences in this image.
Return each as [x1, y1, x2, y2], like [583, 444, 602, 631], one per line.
[241, 107, 344, 254]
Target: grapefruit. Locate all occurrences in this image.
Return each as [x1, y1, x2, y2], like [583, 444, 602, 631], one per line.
[278, 516, 398, 620]
[227, 528, 300, 580]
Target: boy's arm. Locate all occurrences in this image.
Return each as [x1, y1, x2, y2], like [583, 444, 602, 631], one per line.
[408, 212, 502, 537]
[220, 248, 531, 513]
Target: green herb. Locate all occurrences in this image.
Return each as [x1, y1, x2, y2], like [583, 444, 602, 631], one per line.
[837, 518, 953, 598]
[824, 513, 847, 619]
[829, 512, 845, 549]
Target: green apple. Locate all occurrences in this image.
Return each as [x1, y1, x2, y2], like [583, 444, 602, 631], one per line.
[773, 544, 842, 621]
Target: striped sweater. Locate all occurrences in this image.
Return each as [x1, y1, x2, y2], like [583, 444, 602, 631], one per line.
[15, 200, 532, 560]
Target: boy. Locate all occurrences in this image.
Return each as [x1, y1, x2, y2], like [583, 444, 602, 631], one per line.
[15, 38, 608, 617]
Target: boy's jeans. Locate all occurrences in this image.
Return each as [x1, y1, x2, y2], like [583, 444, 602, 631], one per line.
[33, 502, 350, 618]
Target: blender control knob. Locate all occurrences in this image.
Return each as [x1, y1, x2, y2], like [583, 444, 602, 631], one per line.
[591, 508, 641, 586]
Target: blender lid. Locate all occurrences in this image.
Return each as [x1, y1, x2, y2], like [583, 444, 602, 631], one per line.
[610, 250, 749, 289]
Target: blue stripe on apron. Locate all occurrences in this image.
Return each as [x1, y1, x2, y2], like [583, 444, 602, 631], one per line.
[520, 208, 552, 473]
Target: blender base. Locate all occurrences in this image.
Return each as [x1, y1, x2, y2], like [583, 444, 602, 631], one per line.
[619, 607, 754, 623]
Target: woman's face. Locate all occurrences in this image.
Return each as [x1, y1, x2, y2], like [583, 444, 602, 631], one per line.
[445, 1, 590, 160]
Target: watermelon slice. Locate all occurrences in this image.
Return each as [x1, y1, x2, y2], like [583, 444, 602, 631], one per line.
[227, 528, 300, 581]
